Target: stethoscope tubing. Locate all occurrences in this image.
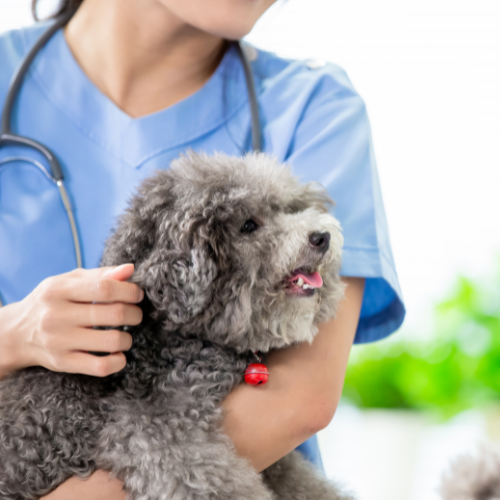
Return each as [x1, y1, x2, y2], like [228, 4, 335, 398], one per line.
[233, 42, 262, 153]
[0, 11, 74, 142]
[0, 10, 82, 308]
[0, 10, 261, 307]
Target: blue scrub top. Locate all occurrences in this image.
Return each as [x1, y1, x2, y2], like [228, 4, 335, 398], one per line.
[0, 22, 405, 469]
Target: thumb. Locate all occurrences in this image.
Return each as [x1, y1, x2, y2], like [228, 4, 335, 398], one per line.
[101, 263, 135, 281]
[70, 264, 135, 281]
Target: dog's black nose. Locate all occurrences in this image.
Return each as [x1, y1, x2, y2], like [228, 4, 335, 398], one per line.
[309, 231, 330, 253]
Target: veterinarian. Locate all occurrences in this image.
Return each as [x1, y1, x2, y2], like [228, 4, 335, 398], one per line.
[0, 0, 405, 498]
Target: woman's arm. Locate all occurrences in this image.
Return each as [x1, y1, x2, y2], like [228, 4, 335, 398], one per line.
[41, 277, 364, 499]
[222, 277, 364, 471]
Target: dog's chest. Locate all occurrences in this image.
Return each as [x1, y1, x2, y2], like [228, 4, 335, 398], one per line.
[122, 332, 250, 412]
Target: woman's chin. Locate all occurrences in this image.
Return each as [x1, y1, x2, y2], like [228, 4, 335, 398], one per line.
[158, 0, 277, 41]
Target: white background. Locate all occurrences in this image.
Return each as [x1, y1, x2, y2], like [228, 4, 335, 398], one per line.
[1, 1, 500, 499]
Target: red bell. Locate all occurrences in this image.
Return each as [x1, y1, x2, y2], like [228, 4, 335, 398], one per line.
[244, 363, 269, 385]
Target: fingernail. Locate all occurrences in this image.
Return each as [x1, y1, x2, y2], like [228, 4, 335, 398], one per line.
[139, 289, 144, 302]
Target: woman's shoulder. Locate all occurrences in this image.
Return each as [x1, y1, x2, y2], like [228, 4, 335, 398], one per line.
[246, 46, 406, 344]
[248, 44, 363, 109]
[0, 22, 53, 105]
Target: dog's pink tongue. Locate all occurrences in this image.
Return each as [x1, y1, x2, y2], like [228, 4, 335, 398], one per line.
[291, 271, 323, 288]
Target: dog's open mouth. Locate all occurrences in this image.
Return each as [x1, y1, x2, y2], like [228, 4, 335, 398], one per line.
[285, 268, 323, 297]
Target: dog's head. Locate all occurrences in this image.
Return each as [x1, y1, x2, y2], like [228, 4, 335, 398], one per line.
[102, 152, 344, 353]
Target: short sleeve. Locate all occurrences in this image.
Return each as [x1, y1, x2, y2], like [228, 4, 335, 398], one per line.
[278, 62, 405, 343]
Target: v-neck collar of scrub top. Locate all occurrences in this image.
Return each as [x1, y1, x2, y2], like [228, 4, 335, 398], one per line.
[22, 28, 249, 169]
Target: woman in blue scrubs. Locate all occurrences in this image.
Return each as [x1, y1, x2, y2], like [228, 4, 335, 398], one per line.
[0, 0, 405, 498]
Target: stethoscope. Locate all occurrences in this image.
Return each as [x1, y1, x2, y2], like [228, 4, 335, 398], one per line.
[0, 10, 262, 308]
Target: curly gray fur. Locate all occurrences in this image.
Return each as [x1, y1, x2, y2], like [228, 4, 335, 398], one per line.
[0, 152, 352, 500]
[440, 445, 500, 500]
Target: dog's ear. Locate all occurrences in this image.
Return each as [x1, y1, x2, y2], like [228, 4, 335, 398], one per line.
[101, 170, 175, 268]
[133, 246, 217, 326]
[136, 202, 234, 328]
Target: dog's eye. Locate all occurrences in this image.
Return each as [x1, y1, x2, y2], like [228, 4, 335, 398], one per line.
[240, 219, 259, 234]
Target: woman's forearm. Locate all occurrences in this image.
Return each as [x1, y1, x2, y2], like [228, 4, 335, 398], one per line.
[222, 277, 365, 472]
[0, 301, 28, 380]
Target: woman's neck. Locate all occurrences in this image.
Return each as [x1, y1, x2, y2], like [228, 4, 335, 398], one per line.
[65, 0, 226, 118]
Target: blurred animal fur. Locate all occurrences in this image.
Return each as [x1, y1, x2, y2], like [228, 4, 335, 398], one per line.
[440, 445, 500, 500]
[0, 152, 353, 500]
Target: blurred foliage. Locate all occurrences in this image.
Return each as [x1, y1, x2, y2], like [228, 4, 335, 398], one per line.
[343, 264, 500, 419]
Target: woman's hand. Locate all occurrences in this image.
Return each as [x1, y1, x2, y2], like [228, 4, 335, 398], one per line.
[40, 471, 126, 500]
[0, 264, 143, 380]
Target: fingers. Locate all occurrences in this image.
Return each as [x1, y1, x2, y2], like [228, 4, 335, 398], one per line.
[24, 264, 144, 376]
[62, 302, 143, 328]
[70, 263, 135, 282]
[60, 328, 133, 354]
[58, 351, 128, 377]
[89, 303, 143, 327]
[50, 276, 144, 304]
[40, 471, 127, 500]
[35, 326, 132, 376]
[101, 263, 135, 282]
[27, 264, 143, 377]
[39, 264, 143, 304]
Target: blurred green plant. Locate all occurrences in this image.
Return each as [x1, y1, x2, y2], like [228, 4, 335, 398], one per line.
[343, 265, 500, 419]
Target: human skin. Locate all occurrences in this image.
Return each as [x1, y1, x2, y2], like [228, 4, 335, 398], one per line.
[63, 0, 278, 117]
[0, 265, 143, 379]
[0, 0, 367, 497]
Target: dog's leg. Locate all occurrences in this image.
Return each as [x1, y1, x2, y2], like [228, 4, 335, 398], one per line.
[263, 451, 355, 500]
[120, 446, 274, 500]
[0, 370, 104, 500]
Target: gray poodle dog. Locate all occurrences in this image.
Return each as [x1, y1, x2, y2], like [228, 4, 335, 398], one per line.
[0, 152, 353, 500]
